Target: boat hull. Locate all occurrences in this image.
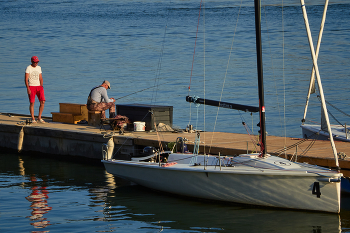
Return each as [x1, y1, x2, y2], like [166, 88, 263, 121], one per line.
[301, 124, 350, 142]
[102, 158, 341, 213]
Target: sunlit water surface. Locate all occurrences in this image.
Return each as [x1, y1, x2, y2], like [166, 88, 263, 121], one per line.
[2, 152, 350, 232]
[1, 1, 350, 231]
[0, 0, 349, 138]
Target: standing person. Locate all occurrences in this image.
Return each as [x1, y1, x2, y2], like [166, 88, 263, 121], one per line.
[87, 80, 116, 119]
[25, 56, 46, 123]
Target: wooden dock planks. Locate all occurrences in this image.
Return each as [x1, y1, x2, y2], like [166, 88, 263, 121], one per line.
[1, 113, 349, 174]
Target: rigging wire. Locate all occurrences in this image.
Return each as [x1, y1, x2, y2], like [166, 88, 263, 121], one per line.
[281, 0, 286, 144]
[208, 0, 243, 155]
[261, 0, 287, 156]
[115, 2, 175, 103]
[273, 133, 318, 156]
[188, 0, 203, 94]
[112, 3, 174, 151]
[202, 1, 206, 156]
[325, 99, 350, 118]
[317, 95, 350, 127]
[262, 0, 286, 148]
[282, 0, 286, 150]
[305, 83, 350, 128]
[188, 0, 203, 128]
[240, 112, 259, 152]
[151, 1, 173, 106]
[151, 4, 171, 106]
[114, 79, 178, 101]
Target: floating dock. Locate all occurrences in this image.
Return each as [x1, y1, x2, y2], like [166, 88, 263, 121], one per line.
[1, 113, 349, 175]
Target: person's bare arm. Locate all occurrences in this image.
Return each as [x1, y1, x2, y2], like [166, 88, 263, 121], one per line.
[39, 73, 43, 86]
[25, 73, 31, 95]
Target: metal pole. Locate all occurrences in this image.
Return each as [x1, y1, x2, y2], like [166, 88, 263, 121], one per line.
[254, 0, 266, 155]
[159, 151, 161, 167]
[300, 0, 339, 168]
[346, 123, 348, 139]
[302, 0, 329, 122]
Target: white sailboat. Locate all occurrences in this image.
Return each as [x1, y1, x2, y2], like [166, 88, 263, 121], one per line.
[300, 0, 350, 142]
[302, 122, 350, 142]
[102, 0, 342, 213]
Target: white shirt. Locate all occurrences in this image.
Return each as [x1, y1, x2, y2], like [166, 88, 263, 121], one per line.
[26, 65, 42, 86]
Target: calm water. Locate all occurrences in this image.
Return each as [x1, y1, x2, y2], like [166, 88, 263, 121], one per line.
[0, 0, 349, 137]
[1, 0, 350, 232]
[1, 151, 350, 233]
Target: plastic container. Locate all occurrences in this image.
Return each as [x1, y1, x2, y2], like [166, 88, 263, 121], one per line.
[134, 121, 146, 131]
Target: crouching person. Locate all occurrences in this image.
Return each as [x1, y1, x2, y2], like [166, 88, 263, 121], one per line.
[87, 80, 116, 118]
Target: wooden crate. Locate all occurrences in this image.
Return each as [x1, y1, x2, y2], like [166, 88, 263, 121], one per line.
[51, 103, 88, 124]
[116, 104, 173, 131]
[51, 112, 87, 124]
[60, 103, 88, 116]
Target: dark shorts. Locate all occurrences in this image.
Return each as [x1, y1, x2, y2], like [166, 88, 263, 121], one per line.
[28, 86, 45, 103]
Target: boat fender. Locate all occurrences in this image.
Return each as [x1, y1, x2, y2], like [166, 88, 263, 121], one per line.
[102, 144, 108, 160]
[17, 126, 24, 152]
[106, 137, 115, 160]
[312, 182, 321, 198]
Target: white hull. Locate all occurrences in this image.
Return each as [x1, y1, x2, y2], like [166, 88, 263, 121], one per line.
[102, 153, 341, 213]
[301, 123, 350, 142]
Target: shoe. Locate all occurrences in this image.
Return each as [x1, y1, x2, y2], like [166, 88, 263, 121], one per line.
[77, 120, 88, 124]
[32, 119, 37, 123]
[38, 119, 46, 123]
[109, 112, 116, 118]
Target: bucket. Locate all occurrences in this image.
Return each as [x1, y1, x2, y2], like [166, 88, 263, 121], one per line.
[134, 121, 146, 131]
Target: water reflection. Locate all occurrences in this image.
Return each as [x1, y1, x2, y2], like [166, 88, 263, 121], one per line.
[1, 152, 350, 232]
[103, 184, 343, 233]
[88, 171, 117, 222]
[18, 156, 25, 176]
[17, 156, 52, 231]
[25, 175, 52, 231]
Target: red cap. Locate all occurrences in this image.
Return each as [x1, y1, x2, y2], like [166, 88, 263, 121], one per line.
[31, 56, 39, 63]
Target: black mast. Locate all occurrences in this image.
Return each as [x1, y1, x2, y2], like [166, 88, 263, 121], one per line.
[254, 0, 267, 155]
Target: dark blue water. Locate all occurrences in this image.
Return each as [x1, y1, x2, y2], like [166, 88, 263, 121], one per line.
[1, 0, 349, 138]
[2, 152, 350, 232]
[1, 1, 350, 231]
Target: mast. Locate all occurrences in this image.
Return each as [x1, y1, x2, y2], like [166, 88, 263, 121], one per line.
[302, 0, 329, 123]
[300, 0, 339, 169]
[254, 0, 266, 155]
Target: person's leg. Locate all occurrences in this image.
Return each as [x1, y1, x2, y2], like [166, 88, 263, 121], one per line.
[108, 103, 116, 118]
[29, 102, 35, 121]
[37, 86, 46, 121]
[95, 102, 116, 118]
[28, 86, 36, 121]
[101, 110, 106, 119]
[38, 100, 45, 120]
[88, 103, 108, 118]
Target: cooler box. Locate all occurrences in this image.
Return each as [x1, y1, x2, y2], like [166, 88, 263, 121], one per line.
[116, 104, 173, 131]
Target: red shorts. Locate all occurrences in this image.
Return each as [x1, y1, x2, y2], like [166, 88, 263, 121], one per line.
[28, 86, 45, 103]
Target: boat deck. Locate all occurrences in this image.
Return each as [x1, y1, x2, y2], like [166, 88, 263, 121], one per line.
[1, 113, 349, 175]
